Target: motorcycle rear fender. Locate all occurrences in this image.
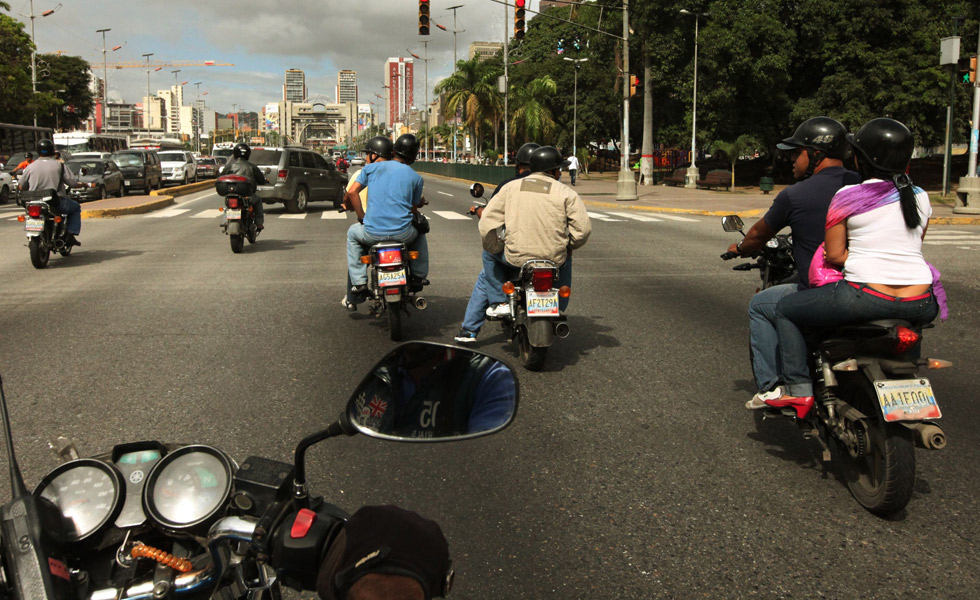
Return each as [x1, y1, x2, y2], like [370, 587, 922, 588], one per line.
[226, 221, 242, 235]
[526, 318, 554, 347]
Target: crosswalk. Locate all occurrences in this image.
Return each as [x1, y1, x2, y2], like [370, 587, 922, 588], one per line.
[923, 230, 980, 246]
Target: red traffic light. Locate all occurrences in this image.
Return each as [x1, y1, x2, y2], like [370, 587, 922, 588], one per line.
[516, 0, 525, 6]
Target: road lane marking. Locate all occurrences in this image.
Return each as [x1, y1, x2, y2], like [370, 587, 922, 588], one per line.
[321, 211, 348, 219]
[433, 210, 470, 220]
[606, 211, 663, 222]
[437, 191, 454, 197]
[145, 208, 191, 218]
[192, 209, 223, 218]
[588, 212, 624, 222]
[924, 239, 980, 245]
[279, 213, 307, 219]
[655, 214, 700, 222]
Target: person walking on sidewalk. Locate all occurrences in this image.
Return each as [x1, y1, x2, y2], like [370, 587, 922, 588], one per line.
[566, 152, 579, 186]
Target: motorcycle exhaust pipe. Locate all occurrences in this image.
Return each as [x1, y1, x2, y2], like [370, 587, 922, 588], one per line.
[903, 422, 947, 450]
[554, 322, 570, 338]
[53, 238, 65, 251]
[414, 297, 427, 310]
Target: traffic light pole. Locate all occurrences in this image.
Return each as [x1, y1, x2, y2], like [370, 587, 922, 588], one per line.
[616, 0, 637, 201]
[955, 24, 980, 214]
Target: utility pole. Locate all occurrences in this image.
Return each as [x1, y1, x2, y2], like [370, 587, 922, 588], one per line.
[143, 52, 154, 135]
[193, 82, 202, 153]
[956, 22, 980, 214]
[424, 40, 430, 161]
[447, 4, 464, 163]
[564, 58, 588, 160]
[97, 28, 111, 134]
[503, 0, 509, 166]
[616, 0, 637, 201]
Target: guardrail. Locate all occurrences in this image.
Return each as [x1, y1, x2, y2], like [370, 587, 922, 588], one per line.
[412, 161, 512, 186]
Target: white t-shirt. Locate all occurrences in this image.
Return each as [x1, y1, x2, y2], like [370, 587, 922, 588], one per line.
[567, 156, 579, 171]
[842, 180, 932, 285]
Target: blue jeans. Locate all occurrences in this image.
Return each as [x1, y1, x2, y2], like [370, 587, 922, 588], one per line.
[461, 270, 491, 334]
[775, 280, 939, 397]
[346, 222, 428, 287]
[748, 284, 798, 393]
[482, 251, 572, 311]
[569, 169, 577, 185]
[58, 196, 81, 235]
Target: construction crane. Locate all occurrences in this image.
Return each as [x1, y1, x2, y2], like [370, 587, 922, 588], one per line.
[95, 60, 235, 69]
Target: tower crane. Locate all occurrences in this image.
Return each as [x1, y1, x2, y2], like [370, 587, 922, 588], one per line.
[93, 60, 235, 69]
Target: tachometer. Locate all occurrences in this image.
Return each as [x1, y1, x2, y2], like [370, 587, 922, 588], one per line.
[143, 445, 234, 531]
[34, 459, 124, 543]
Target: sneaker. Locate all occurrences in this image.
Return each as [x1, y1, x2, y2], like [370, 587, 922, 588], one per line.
[341, 295, 357, 312]
[486, 303, 512, 319]
[763, 394, 815, 419]
[746, 387, 783, 410]
[409, 276, 429, 293]
[454, 329, 478, 344]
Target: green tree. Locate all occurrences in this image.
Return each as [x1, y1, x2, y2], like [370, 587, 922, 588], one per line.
[510, 76, 559, 143]
[710, 134, 761, 190]
[435, 57, 502, 157]
[0, 11, 36, 124]
[36, 54, 95, 131]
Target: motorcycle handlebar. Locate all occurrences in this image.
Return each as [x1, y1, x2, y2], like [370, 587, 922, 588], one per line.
[720, 251, 739, 260]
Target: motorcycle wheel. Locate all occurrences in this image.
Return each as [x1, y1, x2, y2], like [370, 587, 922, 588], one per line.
[230, 234, 245, 254]
[518, 327, 547, 371]
[388, 302, 403, 342]
[29, 237, 50, 268]
[836, 375, 916, 516]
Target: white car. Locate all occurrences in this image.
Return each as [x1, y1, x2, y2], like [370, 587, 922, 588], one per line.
[0, 170, 12, 204]
[158, 150, 198, 186]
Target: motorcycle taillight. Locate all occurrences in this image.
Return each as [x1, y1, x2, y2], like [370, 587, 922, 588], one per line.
[26, 205, 42, 218]
[894, 326, 921, 353]
[532, 269, 554, 292]
[377, 248, 403, 265]
[227, 197, 240, 209]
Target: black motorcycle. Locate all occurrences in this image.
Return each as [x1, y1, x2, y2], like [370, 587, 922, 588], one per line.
[720, 215, 796, 289]
[216, 174, 259, 253]
[359, 241, 427, 342]
[0, 342, 518, 600]
[17, 189, 73, 269]
[721, 215, 950, 516]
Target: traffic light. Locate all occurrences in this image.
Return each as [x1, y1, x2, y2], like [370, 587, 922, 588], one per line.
[514, 0, 526, 40]
[958, 55, 977, 84]
[572, 37, 581, 51]
[630, 75, 639, 97]
[557, 38, 565, 54]
[419, 0, 430, 35]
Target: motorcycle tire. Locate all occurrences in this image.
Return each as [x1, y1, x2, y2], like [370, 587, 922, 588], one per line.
[29, 237, 50, 269]
[388, 302, 403, 342]
[518, 327, 547, 371]
[835, 374, 916, 516]
[230, 234, 245, 254]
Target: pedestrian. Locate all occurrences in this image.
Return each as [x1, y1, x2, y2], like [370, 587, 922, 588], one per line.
[566, 152, 579, 186]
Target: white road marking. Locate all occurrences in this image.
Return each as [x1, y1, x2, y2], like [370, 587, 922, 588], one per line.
[321, 211, 348, 219]
[145, 208, 191, 218]
[433, 210, 470, 220]
[588, 212, 625, 222]
[279, 213, 307, 219]
[437, 191, 454, 197]
[655, 214, 701, 222]
[924, 239, 980, 245]
[192, 209, 223, 218]
[606, 211, 663, 222]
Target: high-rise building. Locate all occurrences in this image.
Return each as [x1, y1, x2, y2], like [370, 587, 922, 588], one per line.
[468, 41, 503, 62]
[337, 70, 358, 104]
[284, 68, 307, 102]
[384, 58, 414, 127]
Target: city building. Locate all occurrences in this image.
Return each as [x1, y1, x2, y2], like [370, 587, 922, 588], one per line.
[337, 70, 358, 104]
[261, 99, 358, 150]
[384, 57, 414, 128]
[139, 95, 166, 131]
[284, 68, 307, 102]
[468, 41, 503, 62]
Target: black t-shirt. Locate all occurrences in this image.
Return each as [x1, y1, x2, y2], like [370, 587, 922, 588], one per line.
[763, 166, 861, 288]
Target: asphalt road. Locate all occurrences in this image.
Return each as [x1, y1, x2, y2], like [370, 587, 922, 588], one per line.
[1, 178, 978, 598]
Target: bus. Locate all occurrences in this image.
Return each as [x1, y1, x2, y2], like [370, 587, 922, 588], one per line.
[130, 138, 185, 151]
[0, 122, 54, 168]
[54, 132, 128, 154]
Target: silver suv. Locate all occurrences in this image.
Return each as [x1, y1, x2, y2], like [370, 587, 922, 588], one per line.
[250, 146, 348, 213]
[158, 151, 198, 186]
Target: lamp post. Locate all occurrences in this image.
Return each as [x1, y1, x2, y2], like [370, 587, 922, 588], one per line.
[27, 1, 61, 127]
[53, 89, 65, 131]
[193, 82, 202, 153]
[231, 103, 239, 142]
[96, 28, 111, 133]
[142, 52, 154, 135]
[616, 0, 637, 200]
[680, 8, 706, 189]
[563, 57, 588, 159]
[447, 4, 464, 162]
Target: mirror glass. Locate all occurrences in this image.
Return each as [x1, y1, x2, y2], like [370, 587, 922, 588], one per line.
[469, 183, 484, 198]
[721, 215, 744, 232]
[347, 342, 518, 442]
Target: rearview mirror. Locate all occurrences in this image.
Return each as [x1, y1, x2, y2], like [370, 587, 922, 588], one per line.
[721, 215, 744, 232]
[80, 168, 89, 176]
[346, 342, 518, 442]
[469, 183, 484, 198]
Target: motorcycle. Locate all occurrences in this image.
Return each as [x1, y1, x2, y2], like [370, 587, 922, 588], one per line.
[16, 189, 74, 269]
[720, 215, 796, 290]
[358, 241, 427, 342]
[0, 342, 518, 600]
[469, 184, 569, 372]
[216, 175, 260, 254]
[721, 215, 951, 516]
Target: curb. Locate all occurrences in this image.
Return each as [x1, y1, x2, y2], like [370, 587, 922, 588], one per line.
[151, 179, 214, 198]
[81, 195, 174, 219]
[581, 199, 766, 218]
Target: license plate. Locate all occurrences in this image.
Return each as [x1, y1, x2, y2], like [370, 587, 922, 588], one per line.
[874, 378, 941, 422]
[125, 180, 132, 186]
[224, 209, 241, 220]
[378, 268, 407, 287]
[24, 218, 45, 232]
[527, 290, 559, 316]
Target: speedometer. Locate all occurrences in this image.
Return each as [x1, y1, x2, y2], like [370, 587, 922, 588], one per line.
[143, 445, 234, 531]
[34, 459, 124, 543]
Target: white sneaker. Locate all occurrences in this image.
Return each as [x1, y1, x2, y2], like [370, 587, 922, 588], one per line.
[746, 387, 783, 410]
[341, 295, 356, 312]
[485, 303, 512, 319]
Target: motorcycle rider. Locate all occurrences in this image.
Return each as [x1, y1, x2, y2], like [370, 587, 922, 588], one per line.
[478, 145, 592, 319]
[15, 152, 34, 172]
[343, 134, 429, 310]
[730, 117, 860, 410]
[455, 142, 539, 343]
[220, 142, 267, 231]
[18, 139, 82, 245]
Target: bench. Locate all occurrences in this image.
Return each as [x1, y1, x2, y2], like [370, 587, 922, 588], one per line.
[696, 169, 732, 191]
[663, 167, 688, 186]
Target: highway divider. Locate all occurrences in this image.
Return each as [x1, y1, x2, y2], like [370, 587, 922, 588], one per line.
[413, 161, 512, 186]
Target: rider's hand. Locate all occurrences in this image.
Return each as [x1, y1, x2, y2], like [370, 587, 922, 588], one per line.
[727, 242, 741, 255]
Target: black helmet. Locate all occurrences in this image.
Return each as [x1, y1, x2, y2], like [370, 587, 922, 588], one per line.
[529, 146, 570, 173]
[37, 139, 54, 157]
[393, 134, 420, 164]
[362, 136, 393, 160]
[515, 142, 541, 166]
[25, 152, 33, 159]
[776, 117, 848, 159]
[847, 118, 914, 174]
[233, 143, 251, 160]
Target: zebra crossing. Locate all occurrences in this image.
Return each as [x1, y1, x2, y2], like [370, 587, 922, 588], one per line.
[923, 230, 980, 246]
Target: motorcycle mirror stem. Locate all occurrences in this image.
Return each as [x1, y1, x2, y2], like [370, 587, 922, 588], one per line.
[290, 410, 358, 501]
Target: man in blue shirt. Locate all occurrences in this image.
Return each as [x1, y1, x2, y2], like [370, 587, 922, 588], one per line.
[343, 134, 428, 309]
[727, 117, 860, 410]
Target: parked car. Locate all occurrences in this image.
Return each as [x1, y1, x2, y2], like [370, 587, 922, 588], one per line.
[0, 170, 12, 204]
[65, 159, 124, 201]
[250, 146, 348, 213]
[196, 156, 219, 179]
[158, 150, 198, 186]
[69, 151, 114, 160]
[349, 155, 365, 166]
[111, 149, 163, 195]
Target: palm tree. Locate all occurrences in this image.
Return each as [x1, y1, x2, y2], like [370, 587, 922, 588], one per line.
[434, 57, 502, 157]
[710, 134, 761, 191]
[510, 75, 558, 145]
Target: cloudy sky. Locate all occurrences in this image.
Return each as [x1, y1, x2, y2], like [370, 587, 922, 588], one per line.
[10, 0, 524, 114]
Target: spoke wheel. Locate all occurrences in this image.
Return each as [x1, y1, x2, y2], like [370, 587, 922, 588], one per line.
[29, 237, 50, 268]
[518, 327, 547, 371]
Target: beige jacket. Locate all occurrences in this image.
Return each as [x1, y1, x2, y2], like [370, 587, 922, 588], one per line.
[478, 172, 591, 267]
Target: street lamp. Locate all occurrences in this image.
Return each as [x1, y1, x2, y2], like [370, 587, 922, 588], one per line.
[193, 82, 203, 153]
[563, 57, 588, 160]
[616, 0, 637, 201]
[53, 89, 65, 131]
[142, 52, 154, 135]
[96, 28, 111, 134]
[27, 1, 61, 127]
[680, 8, 706, 189]
[446, 4, 464, 162]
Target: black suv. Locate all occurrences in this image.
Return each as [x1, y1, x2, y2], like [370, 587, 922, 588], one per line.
[111, 149, 163, 195]
[249, 146, 348, 213]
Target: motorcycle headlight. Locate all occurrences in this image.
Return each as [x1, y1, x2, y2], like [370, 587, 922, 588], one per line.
[766, 239, 780, 249]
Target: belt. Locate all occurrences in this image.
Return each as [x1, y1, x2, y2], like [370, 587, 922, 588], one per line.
[847, 281, 932, 302]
